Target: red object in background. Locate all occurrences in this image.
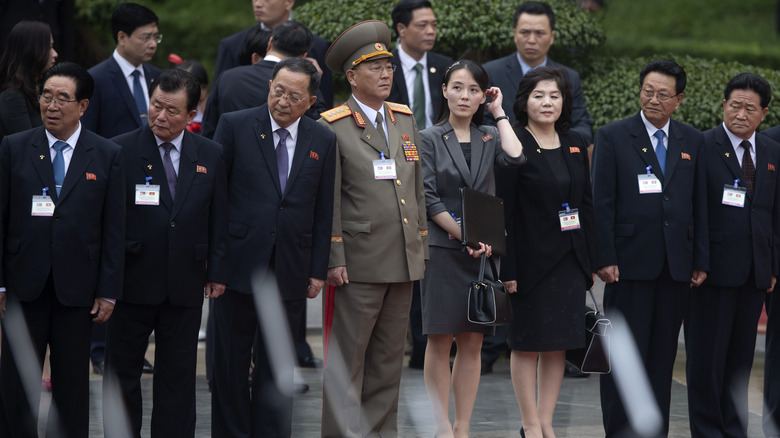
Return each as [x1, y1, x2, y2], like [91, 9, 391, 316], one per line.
[168, 53, 184, 65]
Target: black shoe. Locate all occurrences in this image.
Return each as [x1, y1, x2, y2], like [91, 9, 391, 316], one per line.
[294, 383, 310, 394]
[564, 362, 589, 378]
[480, 360, 493, 375]
[142, 359, 154, 374]
[519, 426, 526, 437]
[92, 360, 104, 376]
[298, 356, 323, 368]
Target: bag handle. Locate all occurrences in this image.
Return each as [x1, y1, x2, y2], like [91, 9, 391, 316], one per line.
[477, 253, 500, 283]
[587, 288, 601, 314]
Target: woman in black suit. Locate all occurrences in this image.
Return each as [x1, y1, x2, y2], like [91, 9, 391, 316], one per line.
[498, 67, 595, 438]
[419, 60, 525, 438]
[0, 21, 57, 143]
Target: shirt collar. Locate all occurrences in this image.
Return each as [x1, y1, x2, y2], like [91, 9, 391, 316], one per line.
[351, 95, 384, 128]
[640, 111, 670, 139]
[154, 130, 185, 151]
[723, 122, 756, 152]
[45, 122, 82, 149]
[397, 45, 428, 74]
[268, 108, 301, 141]
[263, 54, 282, 63]
[516, 53, 547, 76]
[113, 49, 143, 77]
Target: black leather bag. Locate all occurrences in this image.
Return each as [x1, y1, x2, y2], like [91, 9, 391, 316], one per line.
[467, 254, 512, 326]
[566, 289, 611, 374]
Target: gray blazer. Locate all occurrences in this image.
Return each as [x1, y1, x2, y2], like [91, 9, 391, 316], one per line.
[420, 122, 526, 248]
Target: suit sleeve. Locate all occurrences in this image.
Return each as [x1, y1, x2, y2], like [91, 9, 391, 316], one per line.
[0, 138, 9, 288]
[568, 70, 594, 145]
[591, 126, 618, 268]
[420, 129, 446, 218]
[97, 143, 126, 299]
[206, 145, 230, 284]
[578, 135, 597, 278]
[414, 124, 429, 260]
[496, 164, 520, 281]
[213, 38, 236, 83]
[310, 132, 337, 279]
[324, 120, 346, 268]
[691, 133, 709, 272]
[0, 90, 36, 136]
[201, 84, 221, 139]
[81, 75, 100, 132]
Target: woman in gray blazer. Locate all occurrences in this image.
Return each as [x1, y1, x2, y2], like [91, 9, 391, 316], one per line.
[420, 60, 526, 438]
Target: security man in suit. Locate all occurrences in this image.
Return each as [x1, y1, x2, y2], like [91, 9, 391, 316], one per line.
[388, 0, 452, 370]
[102, 69, 228, 438]
[591, 59, 709, 437]
[211, 57, 336, 438]
[0, 62, 125, 438]
[318, 20, 429, 438]
[686, 73, 780, 438]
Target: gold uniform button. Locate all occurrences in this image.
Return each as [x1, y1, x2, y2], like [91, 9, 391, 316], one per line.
[401, 199, 406, 205]
[403, 218, 409, 224]
[396, 179, 402, 186]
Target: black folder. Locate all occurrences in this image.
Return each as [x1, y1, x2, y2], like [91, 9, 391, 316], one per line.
[459, 187, 506, 257]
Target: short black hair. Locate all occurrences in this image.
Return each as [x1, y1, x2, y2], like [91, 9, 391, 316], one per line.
[271, 21, 313, 58]
[391, 0, 433, 39]
[177, 60, 208, 87]
[513, 1, 556, 30]
[150, 69, 201, 112]
[239, 27, 272, 66]
[724, 73, 772, 109]
[513, 66, 572, 132]
[111, 3, 158, 43]
[42, 62, 94, 101]
[639, 59, 687, 96]
[272, 57, 321, 97]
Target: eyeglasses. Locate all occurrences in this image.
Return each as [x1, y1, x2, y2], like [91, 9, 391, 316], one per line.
[271, 89, 305, 104]
[137, 32, 163, 44]
[355, 64, 396, 74]
[641, 89, 678, 102]
[38, 94, 78, 106]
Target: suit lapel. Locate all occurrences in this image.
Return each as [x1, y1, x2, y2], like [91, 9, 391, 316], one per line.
[559, 132, 581, 202]
[714, 125, 743, 183]
[384, 104, 401, 159]
[29, 130, 57, 198]
[285, 119, 310, 198]
[109, 57, 141, 129]
[58, 134, 94, 204]
[629, 114, 661, 181]
[663, 122, 683, 185]
[172, 132, 197, 217]
[348, 99, 388, 156]
[503, 56, 522, 91]
[391, 53, 409, 103]
[256, 110, 283, 196]
[138, 128, 173, 210]
[440, 123, 471, 186]
[754, 136, 769, 200]
[470, 125, 488, 187]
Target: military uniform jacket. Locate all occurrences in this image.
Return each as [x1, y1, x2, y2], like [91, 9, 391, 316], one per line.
[319, 95, 429, 283]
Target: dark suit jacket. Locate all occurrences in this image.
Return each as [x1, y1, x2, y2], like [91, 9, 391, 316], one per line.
[703, 125, 780, 289]
[498, 128, 595, 294]
[0, 127, 125, 306]
[213, 23, 333, 108]
[82, 56, 161, 139]
[591, 112, 708, 282]
[201, 59, 327, 139]
[112, 127, 229, 307]
[214, 104, 336, 300]
[482, 54, 593, 144]
[0, 88, 41, 144]
[420, 122, 525, 249]
[388, 49, 452, 126]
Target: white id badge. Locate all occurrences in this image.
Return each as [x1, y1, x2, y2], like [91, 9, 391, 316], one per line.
[373, 159, 397, 180]
[135, 184, 161, 205]
[31, 196, 55, 216]
[722, 185, 747, 207]
[559, 208, 581, 231]
[637, 173, 662, 194]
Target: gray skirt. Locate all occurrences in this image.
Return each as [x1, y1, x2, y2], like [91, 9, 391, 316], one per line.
[421, 245, 496, 336]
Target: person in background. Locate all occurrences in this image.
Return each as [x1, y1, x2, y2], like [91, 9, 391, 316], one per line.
[420, 60, 525, 438]
[172, 57, 209, 135]
[499, 66, 594, 438]
[0, 21, 57, 144]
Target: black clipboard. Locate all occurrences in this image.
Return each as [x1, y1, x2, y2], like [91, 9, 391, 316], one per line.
[459, 187, 506, 257]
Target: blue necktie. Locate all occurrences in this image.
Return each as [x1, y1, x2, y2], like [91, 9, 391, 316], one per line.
[277, 128, 289, 193]
[132, 70, 148, 126]
[654, 130, 666, 175]
[53, 140, 68, 196]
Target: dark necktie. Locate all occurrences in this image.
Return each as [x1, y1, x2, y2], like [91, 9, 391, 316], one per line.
[161, 142, 177, 200]
[53, 140, 68, 196]
[277, 128, 289, 193]
[132, 70, 148, 126]
[412, 63, 426, 129]
[740, 140, 755, 195]
[653, 130, 666, 175]
[376, 112, 388, 148]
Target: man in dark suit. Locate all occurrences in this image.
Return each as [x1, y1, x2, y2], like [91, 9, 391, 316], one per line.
[0, 62, 125, 438]
[213, 0, 333, 108]
[591, 59, 709, 437]
[388, 0, 452, 371]
[101, 69, 228, 438]
[211, 57, 336, 438]
[686, 73, 780, 438]
[82, 3, 162, 139]
[481, 1, 593, 144]
[202, 20, 326, 139]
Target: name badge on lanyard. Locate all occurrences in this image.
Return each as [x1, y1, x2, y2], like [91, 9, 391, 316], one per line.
[373, 152, 397, 180]
[558, 203, 581, 231]
[31, 187, 55, 216]
[722, 179, 747, 208]
[638, 165, 662, 194]
[135, 177, 160, 205]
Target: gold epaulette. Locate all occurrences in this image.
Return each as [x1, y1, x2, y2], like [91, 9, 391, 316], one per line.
[385, 102, 413, 115]
[320, 105, 352, 123]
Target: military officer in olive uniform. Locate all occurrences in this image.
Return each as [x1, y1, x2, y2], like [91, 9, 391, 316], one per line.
[318, 20, 429, 438]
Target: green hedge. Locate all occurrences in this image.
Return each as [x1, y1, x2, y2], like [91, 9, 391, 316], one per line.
[584, 55, 780, 133]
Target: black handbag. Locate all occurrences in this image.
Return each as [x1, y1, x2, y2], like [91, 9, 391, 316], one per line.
[566, 289, 612, 374]
[467, 253, 512, 326]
